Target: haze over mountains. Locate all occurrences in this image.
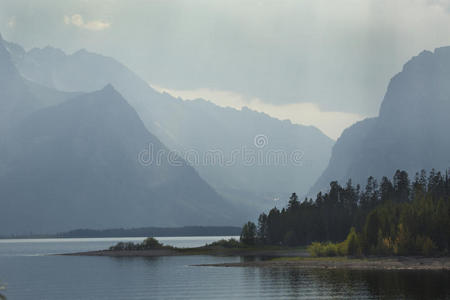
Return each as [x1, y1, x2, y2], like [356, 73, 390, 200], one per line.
[4, 39, 334, 210]
[0, 36, 243, 234]
[0, 39, 34, 131]
[0, 36, 79, 133]
[2, 31, 450, 235]
[310, 47, 450, 195]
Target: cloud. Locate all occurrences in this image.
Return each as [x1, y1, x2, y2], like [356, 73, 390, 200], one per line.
[150, 85, 368, 140]
[64, 14, 110, 31]
[427, 0, 450, 11]
[7, 16, 16, 28]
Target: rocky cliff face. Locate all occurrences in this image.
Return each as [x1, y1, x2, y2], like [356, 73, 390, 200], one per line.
[310, 47, 450, 195]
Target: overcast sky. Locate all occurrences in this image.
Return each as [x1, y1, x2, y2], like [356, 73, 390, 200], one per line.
[1, 0, 450, 139]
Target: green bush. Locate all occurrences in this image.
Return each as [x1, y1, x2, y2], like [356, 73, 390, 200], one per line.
[141, 237, 164, 249]
[308, 242, 324, 257]
[308, 241, 341, 257]
[415, 235, 436, 256]
[208, 238, 241, 248]
[307, 228, 364, 257]
[345, 227, 362, 256]
[109, 237, 165, 251]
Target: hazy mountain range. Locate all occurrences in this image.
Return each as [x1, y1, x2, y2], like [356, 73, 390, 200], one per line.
[3, 37, 334, 210]
[0, 35, 244, 234]
[2, 31, 449, 234]
[310, 46, 450, 195]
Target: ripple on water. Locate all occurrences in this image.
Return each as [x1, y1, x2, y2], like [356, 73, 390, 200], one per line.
[0, 238, 448, 299]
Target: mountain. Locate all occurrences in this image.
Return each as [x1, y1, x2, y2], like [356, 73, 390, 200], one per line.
[0, 34, 37, 132]
[0, 35, 78, 133]
[0, 36, 244, 234]
[4, 40, 334, 209]
[310, 47, 450, 194]
[0, 84, 244, 234]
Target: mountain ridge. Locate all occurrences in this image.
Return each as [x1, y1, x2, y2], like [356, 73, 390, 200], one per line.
[310, 46, 450, 195]
[0, 38, 247, 234]
[0, 84, 245, 234]
[5, 39, 334, 209]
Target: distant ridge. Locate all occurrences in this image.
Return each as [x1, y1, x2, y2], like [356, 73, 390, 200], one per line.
[1, 226, 242, 239]
[0, 83, 245, 234]
[4, 38, 334, 209]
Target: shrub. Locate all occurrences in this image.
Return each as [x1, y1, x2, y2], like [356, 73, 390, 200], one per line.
[208, 238, 241, 248]
[324, 243, 339, 256]
[415, 235, 436, 256]
[307, 242, 324, 257]
[375, 229, 394, 255]
[394, 223, 413, 255]
[308, 242, 340, 257]
[307, 228, 364, 257]
[109, 237, 165, 251]
[142, 237, 164, 249]
[346, 228, 362, 256]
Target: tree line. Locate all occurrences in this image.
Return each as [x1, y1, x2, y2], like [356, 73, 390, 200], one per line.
[240, 169, 450, 256]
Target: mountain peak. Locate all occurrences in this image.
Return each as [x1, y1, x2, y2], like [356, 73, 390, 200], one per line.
[0, 35, 21, 79]
[73, 48, 89, 56]
[380, 45, 450, 120]
[97, 83, 125, 102]
[0, 34, 9, 57]
[102, 83, 115, 92]
[42, 46, 66, 57]
[434, 45, 450, 57]
[312, 46, 450, 194]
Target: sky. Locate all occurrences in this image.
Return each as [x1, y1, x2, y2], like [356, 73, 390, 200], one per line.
[1, 0, 450, 139]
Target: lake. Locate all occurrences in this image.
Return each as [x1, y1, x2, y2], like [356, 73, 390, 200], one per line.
[0, 237, 448, 299]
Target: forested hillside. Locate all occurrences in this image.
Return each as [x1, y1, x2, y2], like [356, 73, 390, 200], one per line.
[244, 169, 450, 256]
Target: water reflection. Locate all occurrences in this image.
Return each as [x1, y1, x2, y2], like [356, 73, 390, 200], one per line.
[0, 238, 449, 299]
[256, 267, 450, 299]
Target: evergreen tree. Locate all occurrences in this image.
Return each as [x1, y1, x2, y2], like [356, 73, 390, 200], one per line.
[257, 213, 268, 244]
[240, 222, 257, 245]
[288, 192, 300, 210]
[393, 170, 410, 202]
[248, 168, 449, 255]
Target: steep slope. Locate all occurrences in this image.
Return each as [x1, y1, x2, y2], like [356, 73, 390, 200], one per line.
[0, 85, 244, 235]
[0, 35, 78, 132]
[0, 34, 37, 132]
[310, 47, 450, 195]
[0, 35, 79, 182]
[5, 40, 334, 209]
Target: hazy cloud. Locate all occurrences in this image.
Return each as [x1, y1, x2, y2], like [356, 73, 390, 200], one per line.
[427, 0, 450, 11]
[64, 14, 110, 31]
[151, 85, 366, 140]
[2, 0, 450, 118]
[7, 16, 16, 28]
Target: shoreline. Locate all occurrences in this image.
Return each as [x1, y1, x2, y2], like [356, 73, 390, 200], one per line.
[61, 247, 450, 270]
[61, 247, 309, 258]
[196, 256, 450, 271]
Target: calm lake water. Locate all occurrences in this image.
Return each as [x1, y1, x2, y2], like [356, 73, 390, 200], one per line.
[0, 237, 449, 299]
